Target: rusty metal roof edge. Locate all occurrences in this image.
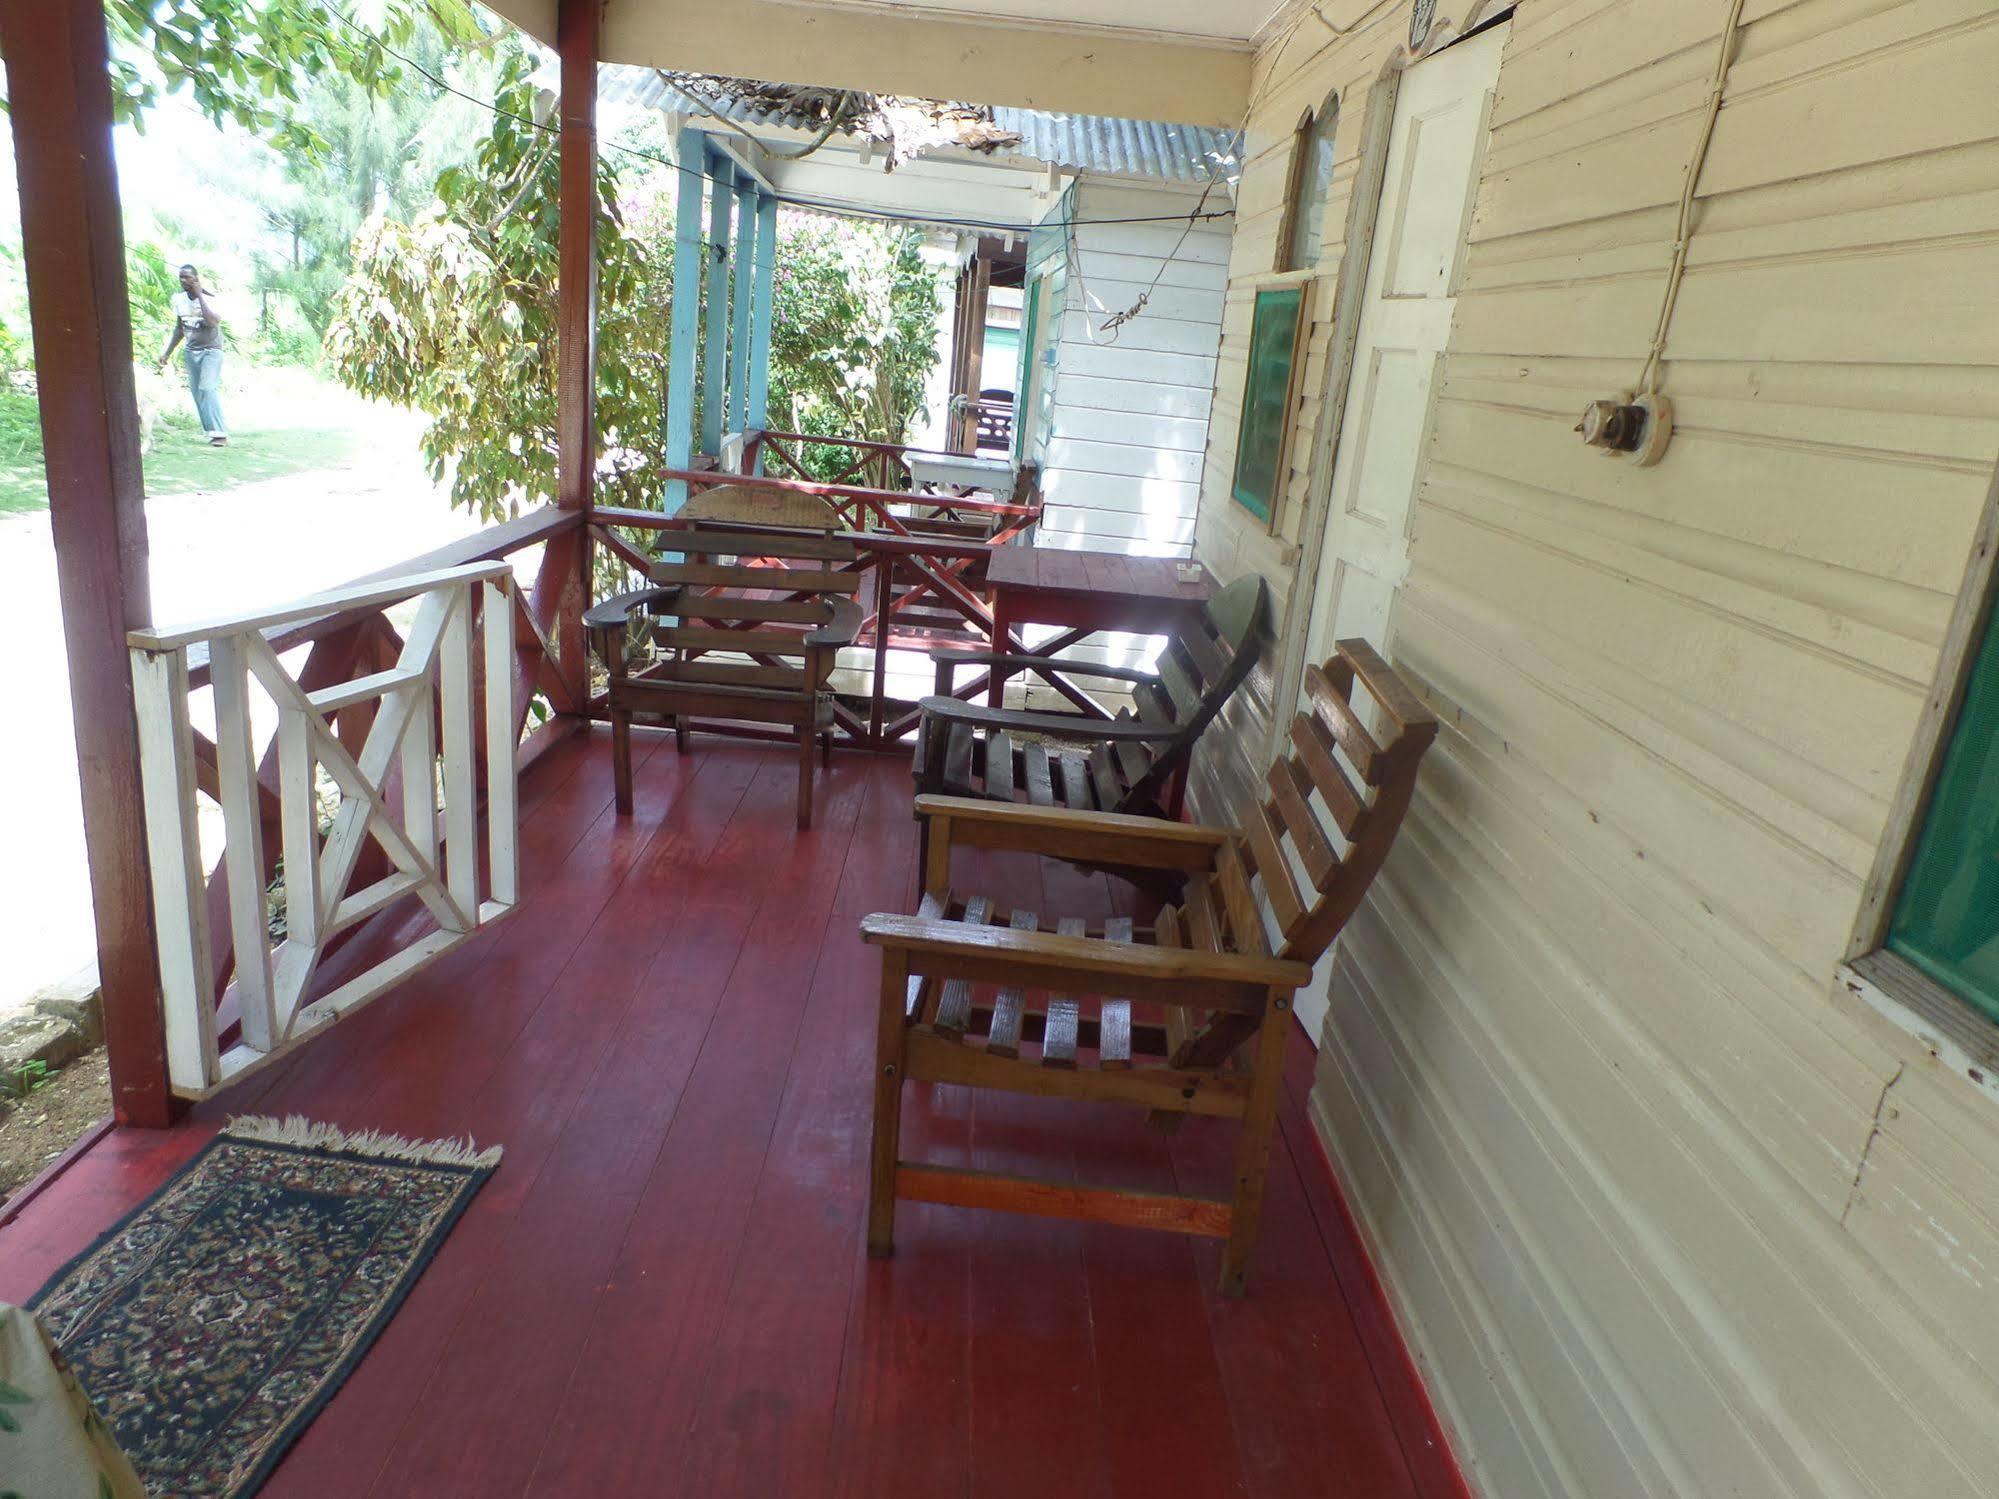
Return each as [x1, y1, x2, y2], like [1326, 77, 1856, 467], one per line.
[598, 65, 1240, 186]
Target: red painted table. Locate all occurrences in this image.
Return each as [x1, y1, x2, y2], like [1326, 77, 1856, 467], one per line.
[983, 545, 1216, 710]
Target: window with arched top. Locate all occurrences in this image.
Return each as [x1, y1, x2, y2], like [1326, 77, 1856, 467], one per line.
[1279, 93, 1340, 272]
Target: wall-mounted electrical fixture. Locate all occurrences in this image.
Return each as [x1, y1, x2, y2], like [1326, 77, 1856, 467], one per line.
[1576, 391, 1673, 467]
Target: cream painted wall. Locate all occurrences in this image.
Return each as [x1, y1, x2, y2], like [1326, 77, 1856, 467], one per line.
[1187, 1, 1999, 1495]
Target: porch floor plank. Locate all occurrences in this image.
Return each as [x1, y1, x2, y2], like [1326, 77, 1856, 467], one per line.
[0, 728, 1454, 1499]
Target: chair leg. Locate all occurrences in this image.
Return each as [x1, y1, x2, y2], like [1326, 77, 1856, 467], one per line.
[610, 708, 634, 816]
[821, 730, 834, 767]
[868, 951, 912, 1258]
[1219, 991, 1295, 1297]
[675, 715, 690, 753]
[797, 723, 816, 829]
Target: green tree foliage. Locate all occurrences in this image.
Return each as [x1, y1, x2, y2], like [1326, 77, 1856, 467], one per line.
[767, 216, 942, 481]
[329, 58, 945, 519]
[93, 0, 484, 160]
[232, 26, 495, 340]
[327, 47, 670, 520]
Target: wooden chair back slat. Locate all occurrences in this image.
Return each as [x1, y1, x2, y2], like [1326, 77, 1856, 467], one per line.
[1110, 726, 1152, 789]
[642, 658, 807, 692]
[665, 594, 834, 627]
[655, 625, 815, 657]
[672, 528, 855, 562]
[1242, 802, 1306, 940]
[1265, 758, 1337, 889]
[1251, 640, 1438, 967]
[1132, 680, 1174, 729]
[1088, 743, 1124, 809]
[653, 560, 860, 595]
[681, 481, 843, 533]
[1303, 661, 1385, 785]
[1288, 712, 1367, 838]
[1157, 647, 1202, 721]
[1179, 617, 1229, 690]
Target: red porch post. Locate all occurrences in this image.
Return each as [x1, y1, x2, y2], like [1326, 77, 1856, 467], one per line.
[547, 0, 600, 710]
[1, 0, 175, 1124]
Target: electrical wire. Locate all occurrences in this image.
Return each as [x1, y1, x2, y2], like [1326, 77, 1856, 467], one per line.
[1636, 0, 1747, 396]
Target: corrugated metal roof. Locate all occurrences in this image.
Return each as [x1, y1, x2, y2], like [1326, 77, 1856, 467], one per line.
[598, 65, 1238, 185]
[987, 108, 1235, 184]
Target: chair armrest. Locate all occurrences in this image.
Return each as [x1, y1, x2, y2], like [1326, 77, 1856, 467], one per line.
[929, 649, 1161, 687]
[808, 596, 863, 648]
[918, 696, 1177, 745]
[860, 912, 1312, 1000]
[913, 794, 1227, 871]
[582, 586, 677, 632]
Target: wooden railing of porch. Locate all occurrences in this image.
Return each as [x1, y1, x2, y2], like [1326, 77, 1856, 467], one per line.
[121, 513, 585, 1099]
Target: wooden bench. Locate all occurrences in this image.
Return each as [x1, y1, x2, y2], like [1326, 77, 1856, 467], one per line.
[586, 486, 862, 828]
[863, 638, 1438, 1294]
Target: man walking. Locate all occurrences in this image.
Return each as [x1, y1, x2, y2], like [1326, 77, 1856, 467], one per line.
[157, 263, 227, 446]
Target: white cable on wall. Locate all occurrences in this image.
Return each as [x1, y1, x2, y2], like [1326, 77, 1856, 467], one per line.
[1637, 0, 1749, 397]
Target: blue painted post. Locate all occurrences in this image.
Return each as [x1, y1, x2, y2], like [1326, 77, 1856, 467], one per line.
[700, 146, 734, 458]
[746, 191, 778, 467]
[729, 176, 756, 437]
[665, 126, 704, 513]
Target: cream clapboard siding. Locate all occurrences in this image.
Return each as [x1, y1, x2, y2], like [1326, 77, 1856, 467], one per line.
[1037, 178, 1233, 559]
[1186, 1, 1999, 1495]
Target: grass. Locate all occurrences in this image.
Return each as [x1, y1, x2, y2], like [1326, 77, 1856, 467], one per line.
[0, 378, 363, 515]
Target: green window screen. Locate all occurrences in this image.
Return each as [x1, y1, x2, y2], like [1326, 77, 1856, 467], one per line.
[1231, 285, 1305, 522]
[1889, 594, 1999, 1026]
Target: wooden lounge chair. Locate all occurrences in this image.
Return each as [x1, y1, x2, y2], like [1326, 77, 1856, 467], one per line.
[586, 485, 862, 828]
[862, 639, 1438, 1294]
[914, 573, 1268, 833]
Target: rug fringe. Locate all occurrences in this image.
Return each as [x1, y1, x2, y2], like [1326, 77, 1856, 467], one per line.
[222, 1115, 503, 1170]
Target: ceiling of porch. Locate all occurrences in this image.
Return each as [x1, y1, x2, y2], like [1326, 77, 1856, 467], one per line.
[483, 0, 1271, 126]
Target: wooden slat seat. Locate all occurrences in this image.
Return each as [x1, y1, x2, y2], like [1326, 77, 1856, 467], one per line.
[587, 488, 861, 828]
[865, 638, 1439, 1295]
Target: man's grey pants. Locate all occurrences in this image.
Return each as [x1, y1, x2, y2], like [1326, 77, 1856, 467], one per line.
[184, 346, 226, 437]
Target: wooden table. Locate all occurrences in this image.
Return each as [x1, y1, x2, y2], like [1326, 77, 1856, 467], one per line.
[983, 545, 1215, 709]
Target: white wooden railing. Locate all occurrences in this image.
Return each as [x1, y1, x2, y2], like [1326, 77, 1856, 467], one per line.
[127, 562, 520, 1099]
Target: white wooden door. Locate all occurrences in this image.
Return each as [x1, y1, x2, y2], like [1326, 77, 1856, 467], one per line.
[1294, 21, 1506, 1043]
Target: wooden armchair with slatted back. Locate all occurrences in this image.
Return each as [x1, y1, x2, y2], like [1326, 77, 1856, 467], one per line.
[861, 639, 1438, 1295]
[915, 574, 1268, 831]
[585, 484, 862, 829]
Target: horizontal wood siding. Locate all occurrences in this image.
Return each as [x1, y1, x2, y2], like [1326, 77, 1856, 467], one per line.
[1190, 1, 1999, 1495]
[1040, 179, 1233, 562]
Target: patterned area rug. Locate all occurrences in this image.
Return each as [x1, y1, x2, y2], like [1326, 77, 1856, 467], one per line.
[31, 1116, 500, 1498]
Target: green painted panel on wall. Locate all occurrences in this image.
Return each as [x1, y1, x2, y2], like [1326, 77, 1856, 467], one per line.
[1231, 285, 1305, 522]
[1890, 592, 1999, 1027]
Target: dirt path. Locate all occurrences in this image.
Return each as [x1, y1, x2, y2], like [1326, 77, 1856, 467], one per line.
[0, 392, 482, 1019]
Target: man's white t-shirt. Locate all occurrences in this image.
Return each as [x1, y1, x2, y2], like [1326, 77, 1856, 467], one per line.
[173, 290, 223, 351]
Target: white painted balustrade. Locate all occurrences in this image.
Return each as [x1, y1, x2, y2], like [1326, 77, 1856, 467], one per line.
[126, 563, 520, 1099]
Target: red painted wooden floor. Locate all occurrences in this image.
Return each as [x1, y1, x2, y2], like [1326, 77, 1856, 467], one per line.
[0, 729, 1467, 1499]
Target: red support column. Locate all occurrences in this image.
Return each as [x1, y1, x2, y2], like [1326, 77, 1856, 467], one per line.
[547, 0, 601, 711]
[1, 0, 175, 1124]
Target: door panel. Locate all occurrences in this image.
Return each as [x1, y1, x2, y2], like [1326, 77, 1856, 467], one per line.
[1295, 21, 1507, 1044]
